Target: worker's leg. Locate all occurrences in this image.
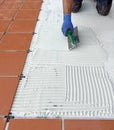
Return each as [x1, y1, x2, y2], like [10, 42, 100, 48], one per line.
[96, 0, 113, 15]
[72, 0, 83, 13]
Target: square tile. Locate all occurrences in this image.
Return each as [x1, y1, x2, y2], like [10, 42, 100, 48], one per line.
[0, 118, 6, 130]
[0, 0, 4, 4]
[0, 33, 4, 39]
[64, 120, 114, 130]
[0, 33, 32, 51]
[0, 10, 17, 20]
[0, 20, 10, 32]
[4, 0, 22, 2]
[8, 20, 36, 33]
[0, 52, 27, 76]
[8, 119, 62, 130]
[15, 10, 39, 20]
[0, 77, 19, 116]
[24, 0, 42, 1]
[21, 2, 42, 9]
[0, 2, 21, 9]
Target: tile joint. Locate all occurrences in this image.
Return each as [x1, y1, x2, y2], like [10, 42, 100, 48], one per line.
[19, 74, 26, 80]
[32, 32, 37, 35]
[5, 115, 14, 123]
[27, 49, 32, 53]
[62, 119, 64, 130]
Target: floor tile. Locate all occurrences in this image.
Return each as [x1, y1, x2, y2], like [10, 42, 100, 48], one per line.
[0, 2, 21, 9]
[0, 20, 10, 32]
[64, 120, 114, 130]
[0, 118, 6, 130]
[15, 10, 39, 20]
[0, 10, 17, 20]
[8, 119, 62, 130]
[0, 0, 4, 4]
[0, 33, 32, 51]
[0, 0, 4, 2]
[0, 52, 27, 76]
[24, 0, 42, 2]
[0, 33, 3, 39]
[0, 77, 19, 116]
[21, 2, 42, 9]
[5, 0, 22, 2]
[8, 20, 36, 33]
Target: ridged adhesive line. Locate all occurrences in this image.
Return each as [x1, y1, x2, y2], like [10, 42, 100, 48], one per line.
[11, 65, 114, 118]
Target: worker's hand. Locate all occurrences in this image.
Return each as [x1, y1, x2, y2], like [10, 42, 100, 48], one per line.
[62, 14, 74, 36]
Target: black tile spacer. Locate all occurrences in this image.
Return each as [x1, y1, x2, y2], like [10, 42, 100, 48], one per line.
[5, 115, 14, 123]
[32, 32, 37, 35]
[27, 49, 32, 53]
[19, 74, 25, 80]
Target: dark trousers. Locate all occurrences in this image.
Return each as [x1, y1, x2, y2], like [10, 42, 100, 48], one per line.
[74, 0, 112, 3]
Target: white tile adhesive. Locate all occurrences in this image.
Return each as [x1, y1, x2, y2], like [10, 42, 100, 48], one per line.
[11, 0, 114, 118]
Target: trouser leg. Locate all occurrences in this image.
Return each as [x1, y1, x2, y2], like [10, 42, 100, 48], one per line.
[96, 0, 112, 15]
[72, 0, 83, 13]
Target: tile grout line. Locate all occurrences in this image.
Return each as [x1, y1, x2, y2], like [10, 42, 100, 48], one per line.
[5, 0, 44, 118]
[0, 1, 24, 41]
[0, 1, 43, 128]
[62, 118, 64, 130]
[4, 114, 15, 130]
[4, 121, 9, 130]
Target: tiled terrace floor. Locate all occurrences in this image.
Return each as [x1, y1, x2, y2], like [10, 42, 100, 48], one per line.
[1, 119, 114, 130]
[0, 0, 114, 129]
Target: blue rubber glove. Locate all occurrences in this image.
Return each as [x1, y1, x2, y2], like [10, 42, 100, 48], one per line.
[62, 14, 74, 36]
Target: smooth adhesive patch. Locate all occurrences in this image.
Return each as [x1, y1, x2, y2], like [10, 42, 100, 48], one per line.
[36, 23, 68, 50]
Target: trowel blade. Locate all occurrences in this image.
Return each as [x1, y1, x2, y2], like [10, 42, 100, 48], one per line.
[68, 26, 79, 50]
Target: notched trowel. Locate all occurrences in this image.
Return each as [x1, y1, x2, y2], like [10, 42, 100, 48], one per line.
[66, 26, 79, 50]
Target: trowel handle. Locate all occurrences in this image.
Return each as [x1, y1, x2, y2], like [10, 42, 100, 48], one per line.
[66, 30, 75, 45]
